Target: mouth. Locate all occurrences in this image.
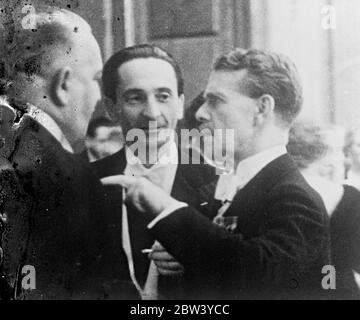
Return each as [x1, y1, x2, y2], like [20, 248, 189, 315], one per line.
[197, 124, 213, 134]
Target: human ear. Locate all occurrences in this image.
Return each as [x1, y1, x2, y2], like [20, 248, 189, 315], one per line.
[50, 67, 72, 107]
[255, 94, 275, 125]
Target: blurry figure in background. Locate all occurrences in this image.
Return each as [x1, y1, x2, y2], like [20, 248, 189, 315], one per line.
[178, 92, 204, 131]
[86, 117, 124, 162]
[318, 125, 346, 183]
[177, 92, 209, 166]
[344, 127, 360, 190]
[288, 121, 360, 299]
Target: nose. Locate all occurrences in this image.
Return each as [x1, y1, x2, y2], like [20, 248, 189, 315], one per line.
[195, 102, 210, 123]
[142, 96, 161, 119]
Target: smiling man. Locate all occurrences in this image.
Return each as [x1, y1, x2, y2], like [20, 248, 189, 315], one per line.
[93, 44, 217, 299]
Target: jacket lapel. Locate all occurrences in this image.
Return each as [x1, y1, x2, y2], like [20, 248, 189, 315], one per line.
[171, 162, 218, 219]
[223, 154, 297, 236]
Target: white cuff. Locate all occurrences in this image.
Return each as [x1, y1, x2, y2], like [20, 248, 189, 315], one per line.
[147, 201, 188, 229]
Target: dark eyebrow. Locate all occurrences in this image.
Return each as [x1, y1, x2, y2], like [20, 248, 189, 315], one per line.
[122, 88, 144, 97]
[205, 92, 226, 101]
[156, 87, 173, 94]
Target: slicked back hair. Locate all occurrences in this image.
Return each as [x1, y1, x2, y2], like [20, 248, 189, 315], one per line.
[214, 48, 303, 125]
[102, 44, 184, 103]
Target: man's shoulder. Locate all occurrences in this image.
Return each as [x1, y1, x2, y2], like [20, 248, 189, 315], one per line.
[13, 116, 66, 158]
[177, 161, 217, 186]
[11, 137, 66, 177]
[248, 154, 326, 211]
[266, 156, 327, 219]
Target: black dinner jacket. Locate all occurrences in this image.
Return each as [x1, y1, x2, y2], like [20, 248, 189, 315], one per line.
[149, 154, 331, 299]
[330, 184, 360, 300]
[0, 115, 131, 299]
[92, 147, 218, 298]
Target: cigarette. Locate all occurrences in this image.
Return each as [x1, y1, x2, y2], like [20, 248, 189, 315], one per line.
[141, 248, 153, 254]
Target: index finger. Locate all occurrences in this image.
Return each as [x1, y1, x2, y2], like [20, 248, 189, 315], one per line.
[151, 242, 165, 252]
[101, 175, 137, 188]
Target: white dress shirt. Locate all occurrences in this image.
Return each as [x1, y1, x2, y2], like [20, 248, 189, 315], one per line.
[148, 145, 287, 228]
[124, 140, 178, 192]
[24, 104, 73, 153]
[215, 145, 287, 203]
[127, 141, 187, 229]
[123, 140, 185, 299]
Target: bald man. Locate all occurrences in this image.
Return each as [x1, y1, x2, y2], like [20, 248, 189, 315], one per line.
[0, 6, 134, 299]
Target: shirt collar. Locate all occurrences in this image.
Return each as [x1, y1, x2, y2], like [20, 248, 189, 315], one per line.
[25, 104, 74, 154]
[235, 145, 287, 189]
[125, 139, 178, 167]
[124, 140, 178, 193]
[215, 145, 287, 201]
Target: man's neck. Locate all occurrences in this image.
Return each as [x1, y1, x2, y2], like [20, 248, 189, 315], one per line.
[126, 140, 176, 168]
[234, 128, 288, 167]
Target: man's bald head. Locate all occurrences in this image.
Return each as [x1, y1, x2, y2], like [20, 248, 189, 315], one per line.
[3, 6, 96, 81]
[1, 5, 103, 152]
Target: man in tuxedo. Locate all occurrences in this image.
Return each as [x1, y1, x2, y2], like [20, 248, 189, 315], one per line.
[93, 44, 217, 299]
[0, 6, 132, 299]
[103, 48, 331, 299]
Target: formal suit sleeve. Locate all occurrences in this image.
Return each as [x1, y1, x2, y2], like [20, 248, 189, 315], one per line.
[0, 164, 30, 299]
[149, 183, 328, 290]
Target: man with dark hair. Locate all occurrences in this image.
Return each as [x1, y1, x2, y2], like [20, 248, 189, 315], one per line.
[178, 92, 204, 130]
[93, 44, 216, 299]
[86, 117, 123, 161]
[102, 44, 184, 105]
[0, 5, 132, 299]
[103, 48, 330, 299]
[213, 49, 303, 125]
